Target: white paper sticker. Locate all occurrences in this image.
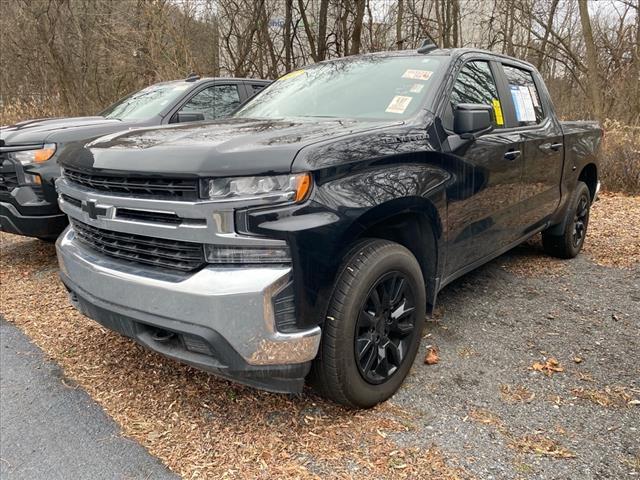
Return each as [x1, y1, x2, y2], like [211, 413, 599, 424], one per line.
[528, 84, 540, 107]
[385, 95, 413, 114]
[402, 69, 432, 81]
[511, 85, 536, 122]
[173, 85, 190, 91]
[409, 83, 424, 93]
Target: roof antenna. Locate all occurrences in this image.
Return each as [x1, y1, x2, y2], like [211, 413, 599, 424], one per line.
[185, 72, 200, 82]
[417, 35, 438, 54]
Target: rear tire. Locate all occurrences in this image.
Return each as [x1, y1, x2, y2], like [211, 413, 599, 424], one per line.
[542, 181, 591, 259]
[309, 239, 426, 408]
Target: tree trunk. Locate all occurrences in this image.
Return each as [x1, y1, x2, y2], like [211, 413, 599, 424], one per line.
[396, 0, 404, 49]
[285, 0, 292, 71]
[536, 0, 559, 70]
[317, 0, 329, 60]
[578, 0, 603, 119]
[297, 0, 318, 62]
[349, 0, 366, 55]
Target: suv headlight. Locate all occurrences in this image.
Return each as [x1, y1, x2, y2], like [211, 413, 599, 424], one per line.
[10, 143, 57, 165]
[203, 173, 312, 203]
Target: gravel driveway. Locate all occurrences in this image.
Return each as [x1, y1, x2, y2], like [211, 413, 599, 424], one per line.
[1, 194, 638, 479]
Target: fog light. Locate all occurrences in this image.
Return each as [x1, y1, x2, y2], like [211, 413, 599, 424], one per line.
[204, 244, 291, 264]
[23, 173, 41, 185]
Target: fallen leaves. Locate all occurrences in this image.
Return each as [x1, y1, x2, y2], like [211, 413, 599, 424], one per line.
[500, 384, 535, 404]
[530, 358, 564, 376]
[509, 434, 576, 459]
[572, 386, 636, 408]
[583, 193, 640, 268]
[424, 346, 439, 365]
[0, 232, 470, 480]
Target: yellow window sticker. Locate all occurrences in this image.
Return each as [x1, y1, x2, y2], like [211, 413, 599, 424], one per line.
[492, 98, 504, 126]
[409, 83, 424, 93]
[402, 69, 433, 81]
[385, 95, 413, 114]
[279, 70, 305, 81]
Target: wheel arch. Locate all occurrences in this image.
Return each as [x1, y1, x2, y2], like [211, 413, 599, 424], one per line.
[339, 197, 444, 309]
[578, 163, 598, 201]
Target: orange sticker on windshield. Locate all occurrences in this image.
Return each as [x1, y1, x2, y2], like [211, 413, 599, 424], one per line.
[402, 69, 433, 81]
[279, 70, 305, 81]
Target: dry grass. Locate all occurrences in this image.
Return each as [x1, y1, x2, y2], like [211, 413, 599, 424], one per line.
[0, 99, 62, 126]
[0, 233, 469, 480]
[601, 120, 640, 195]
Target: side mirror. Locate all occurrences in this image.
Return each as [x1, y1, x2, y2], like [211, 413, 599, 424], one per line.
[175, 112, 205, 123]
[453, 103, 494, 139]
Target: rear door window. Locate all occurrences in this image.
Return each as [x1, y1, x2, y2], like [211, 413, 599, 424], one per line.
[502, 65, 544, 126]
[448, 61, 504, 129]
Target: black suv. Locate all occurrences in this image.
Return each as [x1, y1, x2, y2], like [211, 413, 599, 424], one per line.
[0, 76, 270, 240]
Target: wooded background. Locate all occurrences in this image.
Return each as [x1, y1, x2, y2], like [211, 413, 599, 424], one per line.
[0, 0, 638, 191]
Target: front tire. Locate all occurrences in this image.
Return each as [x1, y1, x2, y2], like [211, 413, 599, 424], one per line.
[309, 239, 426, 408]
[542, 181, 591, 259]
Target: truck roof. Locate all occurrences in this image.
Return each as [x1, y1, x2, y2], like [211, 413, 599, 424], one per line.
[320, 47, 536, 71]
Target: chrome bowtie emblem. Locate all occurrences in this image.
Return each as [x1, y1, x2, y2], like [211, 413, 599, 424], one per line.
[81, 199, 107, 220]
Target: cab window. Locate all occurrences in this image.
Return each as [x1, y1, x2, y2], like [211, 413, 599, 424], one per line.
[502, 65, 544, 126]
[446, 60, 504, 129]
[178, 84, 241, 121]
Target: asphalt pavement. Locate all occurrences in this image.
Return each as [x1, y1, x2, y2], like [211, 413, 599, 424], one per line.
[0, 318, 179, 480]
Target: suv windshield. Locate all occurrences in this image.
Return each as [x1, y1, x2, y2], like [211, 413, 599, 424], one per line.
[235, 55, 445, 120]
[101, 83, 191, 120]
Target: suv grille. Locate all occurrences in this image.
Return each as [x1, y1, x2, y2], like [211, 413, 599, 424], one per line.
[64, 169, 199, 200]
[71, 219, 205, 271]
[0, 171, 18, 193]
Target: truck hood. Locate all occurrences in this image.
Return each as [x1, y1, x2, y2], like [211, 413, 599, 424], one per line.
[0, 116, 133, 146]
[60, 117, 403, 177]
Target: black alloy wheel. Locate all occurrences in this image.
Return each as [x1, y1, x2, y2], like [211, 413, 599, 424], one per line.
[355, 271, 417, 384]
[572, 193, 589, 248]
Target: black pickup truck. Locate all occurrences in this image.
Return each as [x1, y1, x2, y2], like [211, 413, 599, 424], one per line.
[0, 76, 269, 240]
[55, 47, 601, 408]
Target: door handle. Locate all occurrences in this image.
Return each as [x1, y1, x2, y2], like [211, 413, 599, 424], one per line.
[504, 150, 521, 161]
[540, 142, 563, 152]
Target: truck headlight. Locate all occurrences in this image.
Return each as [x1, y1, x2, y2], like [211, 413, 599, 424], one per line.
[203, 173, 311, 203]
[10, 143, 57, 165]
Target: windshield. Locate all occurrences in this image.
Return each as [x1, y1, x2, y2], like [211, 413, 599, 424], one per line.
[235, 55, 445, 120]
[100, 83, 191, 120]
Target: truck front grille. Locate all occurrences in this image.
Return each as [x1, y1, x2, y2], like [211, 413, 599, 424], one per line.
[70, 219, 205, 271]
[64, 169, 199, 200]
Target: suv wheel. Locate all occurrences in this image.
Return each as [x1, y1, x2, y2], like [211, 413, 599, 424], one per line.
[309, 239, 426, 408]
[542, 181, 591, 259]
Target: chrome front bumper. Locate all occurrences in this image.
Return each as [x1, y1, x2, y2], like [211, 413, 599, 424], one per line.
[56, 227, 321, 368]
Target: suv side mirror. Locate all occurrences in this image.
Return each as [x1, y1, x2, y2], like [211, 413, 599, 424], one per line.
[453, 103, 494, 139]
[175, 112, 205, 123]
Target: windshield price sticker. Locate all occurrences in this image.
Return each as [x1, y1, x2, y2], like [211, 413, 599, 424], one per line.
[386, 95, 413, 114]
[409, 84, 424, 93]
[402, 69, 433, 81]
